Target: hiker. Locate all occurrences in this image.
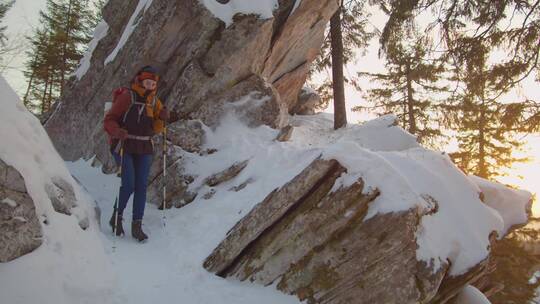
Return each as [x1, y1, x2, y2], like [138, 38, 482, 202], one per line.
[103, 65, 171, 242]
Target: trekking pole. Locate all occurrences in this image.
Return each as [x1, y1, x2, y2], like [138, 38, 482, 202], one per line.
[162, 119, 167, 228]
[113, 144, 124, 252]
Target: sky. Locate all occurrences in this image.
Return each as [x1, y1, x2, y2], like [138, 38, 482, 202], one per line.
[2, 0, 539, 215]
[1, 0, 46, 93]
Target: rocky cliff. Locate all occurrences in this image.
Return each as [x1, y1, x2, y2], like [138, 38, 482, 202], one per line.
[45, 0, 336, 169]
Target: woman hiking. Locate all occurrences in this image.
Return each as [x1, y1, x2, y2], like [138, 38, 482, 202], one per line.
[104, 65, 170, 242]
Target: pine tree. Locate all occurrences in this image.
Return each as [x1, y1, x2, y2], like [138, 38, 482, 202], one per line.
[23, 0, 96, 114]
[0, 0, 15, 70]
[24, 28, 60, 113]
[0, 0, 13, 45]
[377, 0, 540, 100]
[353, 36, 448, 146]
[449, 45, 539, 179]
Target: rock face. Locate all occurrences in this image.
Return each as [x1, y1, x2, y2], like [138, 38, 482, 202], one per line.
[275, 125, 294, 142]
[45, 176, 77, 216]
[291, 87, 324, 115]
[0, 159, 42, 263]
[45, 0, 339, 171]
[204, 160, 249, 187]
[167, 120, 205, 153]
[473, 220, 540, 304]
[204, 157, 486, 304]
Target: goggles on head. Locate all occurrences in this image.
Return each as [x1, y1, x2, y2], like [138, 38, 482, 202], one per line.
[138, 72, 159, 82]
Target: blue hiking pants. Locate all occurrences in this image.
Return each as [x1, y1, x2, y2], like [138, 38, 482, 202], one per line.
[113, 152, 153, 221]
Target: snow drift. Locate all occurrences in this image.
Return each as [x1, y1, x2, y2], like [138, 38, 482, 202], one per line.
[0, 76, 117, 304]
[470, 175, 532, 235]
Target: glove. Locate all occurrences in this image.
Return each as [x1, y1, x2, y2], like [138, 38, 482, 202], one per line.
[111, 128, 128, 140]
[159, 107, 170, 121]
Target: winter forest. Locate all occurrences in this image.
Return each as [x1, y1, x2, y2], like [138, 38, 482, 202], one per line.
[1, 0, 540, 303]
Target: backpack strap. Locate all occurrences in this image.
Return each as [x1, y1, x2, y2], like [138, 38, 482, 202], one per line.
[121, 90, 136, 124]
[151, 96, 157, 112]
[122, 90, 158, 125]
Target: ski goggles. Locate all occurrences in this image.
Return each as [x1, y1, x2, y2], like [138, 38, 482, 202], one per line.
[138, 72, 160, 82]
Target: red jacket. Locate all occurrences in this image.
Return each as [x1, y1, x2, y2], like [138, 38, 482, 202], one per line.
[104, 84, 165, 154]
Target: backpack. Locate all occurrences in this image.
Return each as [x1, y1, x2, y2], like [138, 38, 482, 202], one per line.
[104, 87, 157, 124]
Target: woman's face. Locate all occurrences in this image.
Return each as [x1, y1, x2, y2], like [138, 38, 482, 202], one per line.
[142, 79, 157, 91]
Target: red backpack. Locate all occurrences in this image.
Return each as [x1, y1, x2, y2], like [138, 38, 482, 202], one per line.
[104, 87, 157, 124]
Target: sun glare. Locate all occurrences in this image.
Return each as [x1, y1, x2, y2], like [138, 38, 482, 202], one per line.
[497, 136, 540, 218]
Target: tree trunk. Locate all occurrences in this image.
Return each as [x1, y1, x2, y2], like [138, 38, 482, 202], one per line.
[405, 60, 417, 135]
[23, 71, 35, 108]
[60, 0, 74, 96]
[330, 5, 347, 130]
[41, 73, 50, 115]
[478, 102, 487, 178]
[48, 73, 54, 113]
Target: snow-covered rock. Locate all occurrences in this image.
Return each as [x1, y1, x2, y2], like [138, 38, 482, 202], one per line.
[451, 285, 492, 304]
[290, 86, 324, 115]
[197, 113, 509, 303]
[199, 0, 279, 27]
[470, 176, 532, 235]
[0, 158, 41, 262]
[74, 20, 109, 80]
[0, 76, 117, 303]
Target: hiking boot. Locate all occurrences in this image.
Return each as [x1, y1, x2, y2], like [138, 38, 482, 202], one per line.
[131, 220, 148, 242]
[109, 210, 124, 236]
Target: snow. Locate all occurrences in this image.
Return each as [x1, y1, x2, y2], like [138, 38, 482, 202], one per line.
[470, 175, 532, 235]
[301, 85, 317, 94]
[104, 0, 153, 65]
[453, 285, 492, 304]
[74, 20, 109, 80]
[291, 0, 302, 15]
[0, 76, 117, 303]
[65, 158, 302, 304]
[2, 197, 17, 207]
[12, 216, 27, 222]
[198, 0, 279, 27]
[530, 271, 540, 284]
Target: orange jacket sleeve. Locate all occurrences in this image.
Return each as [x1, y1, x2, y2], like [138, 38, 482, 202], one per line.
[152, 98, 165, 134]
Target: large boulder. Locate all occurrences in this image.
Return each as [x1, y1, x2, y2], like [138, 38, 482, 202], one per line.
[1, 156, 85, 263]
[204, 157, 483, 304]
[0, 159, 42, 263]
[45, 0, 339, 171]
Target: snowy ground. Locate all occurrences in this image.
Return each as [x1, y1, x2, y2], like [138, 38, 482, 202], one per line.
[66, 160, 302, 304]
